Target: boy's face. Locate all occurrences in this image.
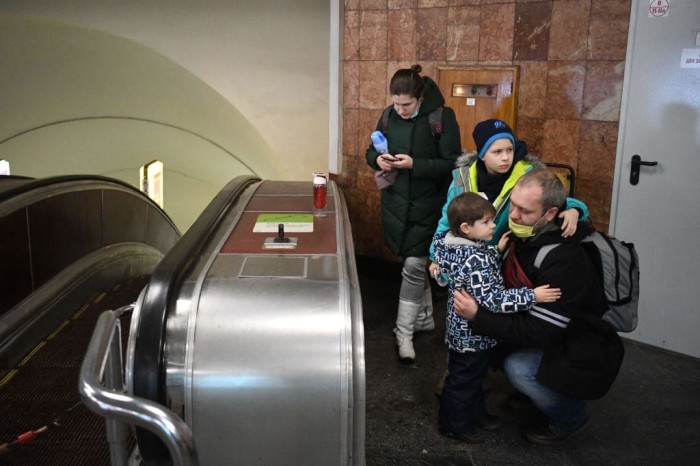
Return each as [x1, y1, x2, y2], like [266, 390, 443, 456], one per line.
[482, 138, 514, 175]
[460, 214, 496, 241]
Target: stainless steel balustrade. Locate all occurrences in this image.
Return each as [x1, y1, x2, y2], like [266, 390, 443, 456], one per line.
[80, 178, 365, 465]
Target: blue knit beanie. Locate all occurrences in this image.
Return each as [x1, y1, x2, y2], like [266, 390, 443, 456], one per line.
[472, 119, 515, 159]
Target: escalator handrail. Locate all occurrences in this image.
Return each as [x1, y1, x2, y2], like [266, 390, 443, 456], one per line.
[0, 174, 143, 201]
[79, 306, 198, 466]
[0, 174, 176, 226]
[131, 174, 261, 461]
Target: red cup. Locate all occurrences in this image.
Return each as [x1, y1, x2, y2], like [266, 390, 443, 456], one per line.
[313, 174, 327, 217]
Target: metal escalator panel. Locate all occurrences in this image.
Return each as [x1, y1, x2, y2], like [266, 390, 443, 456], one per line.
[125, 178, 365, 465]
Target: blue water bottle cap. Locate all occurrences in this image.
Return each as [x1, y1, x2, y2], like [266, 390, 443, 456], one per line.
[371, 131, 389, 154]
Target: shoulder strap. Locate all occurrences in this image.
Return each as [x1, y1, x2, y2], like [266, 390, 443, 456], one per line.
[534, 244, 561, 269]
[452, 166, 470, 195]
[380, 106, 393, 133]
[428, 106, 443, 141]
[382, 105, 443, 141]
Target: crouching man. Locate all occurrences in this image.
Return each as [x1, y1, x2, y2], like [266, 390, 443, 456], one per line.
[454, 168, 624, 445]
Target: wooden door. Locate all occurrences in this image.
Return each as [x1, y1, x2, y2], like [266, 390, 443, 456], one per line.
[437, 66, 519, 153]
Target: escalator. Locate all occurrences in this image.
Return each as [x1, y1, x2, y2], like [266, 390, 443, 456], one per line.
[0, 175, 181, 464]
[1, 175, 365, 465]
[0, 175, 180, 371]
[81, 176, 365, 465]
[0, 277, 146, 465]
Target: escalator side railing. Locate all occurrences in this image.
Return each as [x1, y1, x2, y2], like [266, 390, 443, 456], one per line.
[79, 304, 198, 466]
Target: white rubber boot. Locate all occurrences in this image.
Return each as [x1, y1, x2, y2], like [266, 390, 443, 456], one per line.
[414, 285, 435, 332]
[394, 299, 422, 364]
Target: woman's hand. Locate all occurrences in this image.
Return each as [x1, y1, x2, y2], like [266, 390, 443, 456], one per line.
[391, 154, 413, 169]
[377, 154, 397, 171]
[558, 208, 580, 238]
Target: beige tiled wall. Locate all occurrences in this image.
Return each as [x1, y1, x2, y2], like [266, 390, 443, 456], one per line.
[339, 0, 631, 260]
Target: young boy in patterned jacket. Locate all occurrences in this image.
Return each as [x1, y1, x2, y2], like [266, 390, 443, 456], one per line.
[433, 192, 561, 444]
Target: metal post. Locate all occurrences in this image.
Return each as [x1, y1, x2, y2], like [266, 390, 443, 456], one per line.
[104, 317, 129, 466]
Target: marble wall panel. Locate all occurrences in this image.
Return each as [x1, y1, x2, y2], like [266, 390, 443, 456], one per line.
[362, 0, 388, 10]
[575, 178, 612, 231]
[588, 0, 631, 60]
[549, 0, 591, 61]
[360, 10, 388, 60]
[360, 107, 383, 150]
[577, 120, 618, 182]
[541, 119, 581, 169]
[516, 60, 548, 119]
[416, 7, 448, 61]
[447, 0, 479, 6]
[343, 108, 360, 157]
[344, 60, 360, 108]
[390, 0, 417, 9]
[359, 61, 388, 109]
[514, 0, 551, 61]
[419, 0, 448, 8]
[516, 116, 546, 157]
[344, 10, 361, 60]
[388, 9, 417, 61]
[545, 61, 585, 119]
[446, 6, 480, 62]
[582, 61, 624, 122]
[479, 3, 515, 61]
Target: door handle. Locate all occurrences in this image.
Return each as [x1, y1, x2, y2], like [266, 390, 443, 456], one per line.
[630, 154, 658, 185]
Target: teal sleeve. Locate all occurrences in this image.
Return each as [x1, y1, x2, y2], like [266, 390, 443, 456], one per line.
[564, 197, 589, 222]
[429, 180, 457, 261]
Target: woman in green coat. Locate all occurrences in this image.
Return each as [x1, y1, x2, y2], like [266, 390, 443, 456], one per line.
[366, 64, 461, 364]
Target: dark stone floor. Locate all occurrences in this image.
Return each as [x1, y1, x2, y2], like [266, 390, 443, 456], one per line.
[357, 256, 700, 466]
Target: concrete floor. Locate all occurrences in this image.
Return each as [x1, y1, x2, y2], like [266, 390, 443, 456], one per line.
[357, 256, 700, 466]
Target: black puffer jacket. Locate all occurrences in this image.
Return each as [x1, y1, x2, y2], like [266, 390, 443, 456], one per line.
[472, 223, 624, 400]
[365, 77, 461, 257]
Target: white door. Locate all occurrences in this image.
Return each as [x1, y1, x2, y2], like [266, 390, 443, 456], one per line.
[611, 0, 700, 358]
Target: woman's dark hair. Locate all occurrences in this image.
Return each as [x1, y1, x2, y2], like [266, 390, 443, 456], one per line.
[389, 64, 426, 99]
[447, 192, 496, 237]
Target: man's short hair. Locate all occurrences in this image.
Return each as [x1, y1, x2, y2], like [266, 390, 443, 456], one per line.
[516, 168, 567, 212]
[447, 192, 496, 236]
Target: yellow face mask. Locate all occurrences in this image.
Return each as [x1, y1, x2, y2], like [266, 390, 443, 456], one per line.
[508, 212, 548, 238]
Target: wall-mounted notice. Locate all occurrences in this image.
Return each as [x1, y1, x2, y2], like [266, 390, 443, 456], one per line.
[649, 0, 670, 18]
[681, 49, 700, 69]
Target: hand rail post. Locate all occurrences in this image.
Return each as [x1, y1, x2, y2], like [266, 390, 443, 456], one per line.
[79, 307, 198, 466]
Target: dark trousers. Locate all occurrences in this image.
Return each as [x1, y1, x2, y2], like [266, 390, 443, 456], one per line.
[439, 348, 491, 433]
